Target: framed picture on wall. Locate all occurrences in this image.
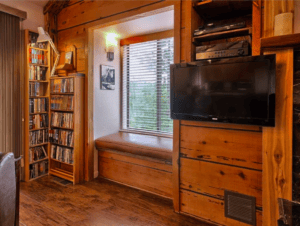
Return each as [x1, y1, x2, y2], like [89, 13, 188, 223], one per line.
[100, 65, 115, 90]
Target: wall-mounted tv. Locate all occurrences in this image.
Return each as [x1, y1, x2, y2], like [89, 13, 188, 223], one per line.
[170, 55, 276, 127]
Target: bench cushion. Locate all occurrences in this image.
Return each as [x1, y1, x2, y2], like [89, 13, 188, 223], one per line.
[95, 132, 173, 163]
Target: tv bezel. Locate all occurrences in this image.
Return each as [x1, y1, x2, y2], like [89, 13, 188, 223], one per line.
[170, 55, 276, 127]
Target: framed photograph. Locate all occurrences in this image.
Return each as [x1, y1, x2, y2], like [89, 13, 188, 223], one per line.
[65, 51, 73, 64]
[100, 65, 115, 90]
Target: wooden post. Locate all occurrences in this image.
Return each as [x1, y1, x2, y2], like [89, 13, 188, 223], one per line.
[262, 1, 294, 225]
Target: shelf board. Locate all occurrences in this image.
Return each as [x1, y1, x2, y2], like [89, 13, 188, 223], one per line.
[49, 168, 73, 182]
[29, 80, 48, 83]
[50, 109, 74, 113]
[29, 64, 49, 67]
[50, 76, 76, 79]
[193, 27, 252, 43]
[29, 128, 48, 131]
[261, 33, 300, 49]
[29, 96, 48, 98]
[194, 0, 212, 7]
[50, 93, 74, 95]
[50, 142, 74, 149]
[50, 158, 73, 166]
[51, 126, 74, 130]
[30, 112, 48, 115]
[29, 173, 49, 181]
[29, 47, 48, 52]
[30, 157, 49, 165]
[29, 143, 48, 148]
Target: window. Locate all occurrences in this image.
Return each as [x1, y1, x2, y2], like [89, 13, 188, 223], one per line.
[122, 37, 174, 135]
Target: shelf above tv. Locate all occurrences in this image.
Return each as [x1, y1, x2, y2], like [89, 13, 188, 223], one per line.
[193, 27, 252, 44]
[261, 33, 300, 49]
[193, 0, 252, 21]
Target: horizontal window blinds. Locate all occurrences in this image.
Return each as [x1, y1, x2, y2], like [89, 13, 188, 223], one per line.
[122, 37, 174, 135]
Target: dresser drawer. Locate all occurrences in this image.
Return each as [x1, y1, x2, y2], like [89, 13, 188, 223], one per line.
[180, 125, 262, 170]
[180, 158, 262, 207]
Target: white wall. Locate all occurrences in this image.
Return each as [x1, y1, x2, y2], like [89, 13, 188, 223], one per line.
[0, 1, 44, 31]
[93, 30, 121, 177]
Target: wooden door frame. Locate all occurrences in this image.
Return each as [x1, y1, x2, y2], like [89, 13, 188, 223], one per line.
[85, 1, 181, 186]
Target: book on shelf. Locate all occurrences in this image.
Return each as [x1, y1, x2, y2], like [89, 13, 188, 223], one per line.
[29, 48, 48, 65]
[51, 112, 73, 129]
[29, 129, 49, 146]
[29, 114, 48, 130]
[50, 78, 74, 93]
[50, 95, 74, 111]
[29, 65, 47, 81]
[29, 98, 48, 113]
[51, 144, 74, 164]
[49, 129, 74, 147]
[29, 82, 40, 96]
[30, 160, 48, 179]
[29, 146, 48, 163]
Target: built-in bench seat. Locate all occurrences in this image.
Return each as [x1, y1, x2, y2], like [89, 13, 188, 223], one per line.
[95, 132, 173, 199]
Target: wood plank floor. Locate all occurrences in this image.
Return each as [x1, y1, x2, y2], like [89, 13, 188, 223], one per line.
[20, 176, 213, 226]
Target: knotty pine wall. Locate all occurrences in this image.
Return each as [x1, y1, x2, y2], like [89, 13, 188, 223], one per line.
[53, 1, 293, 225]
[54, 0, 183, 181]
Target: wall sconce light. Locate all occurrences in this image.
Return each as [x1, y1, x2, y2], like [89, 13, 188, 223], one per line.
[106, 33, 118, 62]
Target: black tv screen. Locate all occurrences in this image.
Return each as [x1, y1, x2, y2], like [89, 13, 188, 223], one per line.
[170, 55, 276, 127]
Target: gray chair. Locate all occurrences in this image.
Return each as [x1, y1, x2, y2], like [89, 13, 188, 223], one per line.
[0, 152, 16, 226]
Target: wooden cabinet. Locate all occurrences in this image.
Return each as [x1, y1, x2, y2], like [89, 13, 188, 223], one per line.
[173, 1, 265, 224]
[24, 29, 85, 184]
[178, 122, 263, 225]
[49, 75, 85, 184]
[24, 29, 51, 181]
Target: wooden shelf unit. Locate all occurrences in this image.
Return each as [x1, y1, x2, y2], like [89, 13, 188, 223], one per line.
[49, 74, 85, 184]
[193, 0, 252, 21]
[174, 2, 265, 225]
[193, 27, 252, 44]
[24, 29, 51, 182]
[192, 2, 253, 62]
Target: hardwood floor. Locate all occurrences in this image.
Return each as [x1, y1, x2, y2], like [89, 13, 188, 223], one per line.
[20, 176, 213, 226]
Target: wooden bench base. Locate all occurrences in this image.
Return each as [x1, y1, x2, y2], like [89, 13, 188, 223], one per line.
[98, 149, 173, 199]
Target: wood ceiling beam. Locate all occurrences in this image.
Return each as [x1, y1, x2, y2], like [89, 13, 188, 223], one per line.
[43, 0, 71, 15]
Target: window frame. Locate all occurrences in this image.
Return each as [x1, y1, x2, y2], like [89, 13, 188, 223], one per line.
[120, 30, 174, 138]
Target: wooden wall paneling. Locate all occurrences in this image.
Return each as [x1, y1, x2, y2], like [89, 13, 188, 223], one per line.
[173, 120, 180, 212]
[172, 0, 182, 212]
[73, 76, 85, 184]
[99, 149, 172, 172]
[99, 154, 173, 199]
[182, 0, 202, 62]
[174, 1, 181, 65]
[252, 0, 262, 55]
[78, 1, 180, 181]
[180, 0, 186, 63]
[262, 1, 294, 225]
[57, 0, 163, 31]
[180, 120, 262, 132]
[263, 0, 294, 38]
[85, 28, 94, 181]
[120, 30, 174, 46]
[180, 126, 263, 170]
[180, 158, 262, 207]
[180, 190, 263, 226]
[262, 48, 293, 226]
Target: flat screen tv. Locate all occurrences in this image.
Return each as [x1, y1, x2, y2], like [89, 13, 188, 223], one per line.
[170, 55, 276, 127]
